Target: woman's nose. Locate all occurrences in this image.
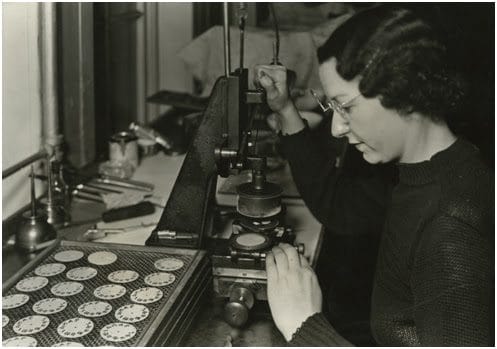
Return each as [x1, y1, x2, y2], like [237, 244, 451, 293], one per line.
[331, 113, 350, 138]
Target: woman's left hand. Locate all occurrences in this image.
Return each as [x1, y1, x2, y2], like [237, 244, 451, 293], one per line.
[266, 243, 323, 341]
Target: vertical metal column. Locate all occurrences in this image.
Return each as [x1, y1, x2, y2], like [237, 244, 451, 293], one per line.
[223, 3, 231, 77]
[39, 3, 62, 160]
[59, 3, 96, 167]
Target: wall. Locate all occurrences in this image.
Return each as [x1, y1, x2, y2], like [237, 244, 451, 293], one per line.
[2, 2, 194, 218]
[136, 2, 194, 123]
[2, 3, 44, 219]
[158, 3, 193, 93]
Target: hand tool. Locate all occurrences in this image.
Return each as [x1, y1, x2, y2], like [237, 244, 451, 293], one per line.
[83, 222, 157, 240]
[77, 183, 123, 194]
[92, 175, 154, 192]
[72, 189, 104, 203]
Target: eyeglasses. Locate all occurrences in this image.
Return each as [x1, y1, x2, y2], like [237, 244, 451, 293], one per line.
[310, 89, 361, 119]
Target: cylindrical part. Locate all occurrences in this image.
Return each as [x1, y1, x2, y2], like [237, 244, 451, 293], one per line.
[252, 171, 265, 190]
[238, 3, 246, 70]
[109, 131, 139, 168]
[236, 181, 283, 218]
[2, 150, 47, 179]
[224, 287, 254, 327]
[46, 158, 53, 204]
[239, 27, 244, 70]
[223, 2, 231, 76]
[30, 166, 36, 216]
[40, 3, 62, 156]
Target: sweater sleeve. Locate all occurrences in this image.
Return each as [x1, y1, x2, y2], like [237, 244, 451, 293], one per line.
[411, 215, 493, 346]
[288, 313, 354, 346]
[280, 125, 393, 235]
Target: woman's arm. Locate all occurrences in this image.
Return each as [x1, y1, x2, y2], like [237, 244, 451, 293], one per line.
[255, 64, 392, 234]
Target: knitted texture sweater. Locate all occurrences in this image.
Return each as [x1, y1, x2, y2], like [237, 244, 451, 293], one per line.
[279, 127, 494, 346]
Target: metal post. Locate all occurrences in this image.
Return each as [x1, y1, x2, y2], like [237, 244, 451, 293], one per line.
[238, 3, 246, 70]
[40, 3, 63, 160]
[2, 151, 47, 179]
[223, 2, 230, 77]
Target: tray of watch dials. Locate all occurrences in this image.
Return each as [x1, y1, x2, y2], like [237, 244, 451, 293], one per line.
[2, 239, 211, 347]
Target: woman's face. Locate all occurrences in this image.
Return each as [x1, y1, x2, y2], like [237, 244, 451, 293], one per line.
[319, 58, 411, 164]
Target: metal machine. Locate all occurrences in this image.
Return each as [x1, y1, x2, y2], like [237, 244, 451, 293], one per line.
[146, 3, 303, 327]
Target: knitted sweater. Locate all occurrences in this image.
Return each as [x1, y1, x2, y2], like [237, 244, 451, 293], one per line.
[279, 127, 494, 346]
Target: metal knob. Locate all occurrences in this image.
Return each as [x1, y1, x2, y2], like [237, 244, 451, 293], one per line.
[224, 287, 254, 327]
[295, 243, 305, 255]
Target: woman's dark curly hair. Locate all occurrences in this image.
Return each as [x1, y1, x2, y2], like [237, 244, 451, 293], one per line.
[317, 5, 467, 122]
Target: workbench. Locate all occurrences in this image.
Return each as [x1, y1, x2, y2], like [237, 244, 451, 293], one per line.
[3, 151, 323, 346]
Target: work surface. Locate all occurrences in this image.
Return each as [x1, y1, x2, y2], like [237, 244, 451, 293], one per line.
[3, 151, 322, 346]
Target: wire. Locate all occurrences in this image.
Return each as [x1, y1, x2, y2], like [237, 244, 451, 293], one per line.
[269, 3, 280, 65]
[254, 108, 260, 150]
[238, 3, 247, 70]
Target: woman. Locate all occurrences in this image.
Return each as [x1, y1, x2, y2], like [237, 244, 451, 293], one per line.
[255, 5, 493, 346]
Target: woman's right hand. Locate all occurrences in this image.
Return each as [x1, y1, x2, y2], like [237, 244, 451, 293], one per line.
[266, 243, 323, 341]
[254, 65, 306, 135]
[254, 65, 293, 114]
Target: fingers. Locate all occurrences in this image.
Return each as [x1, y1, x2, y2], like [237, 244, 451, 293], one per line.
[271, 246, 289, 273]
[299, 253, 310, 267]
[254, 65, 287, 89]
[254, 65, 273, 89]
[270, 243, 303, 273]
[278, 243, 301, 270]
[256, 72, 278, 99]
[265, 251, 278, 282]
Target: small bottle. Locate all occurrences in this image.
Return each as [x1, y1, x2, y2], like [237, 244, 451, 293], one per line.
[51, 161, 70, 208]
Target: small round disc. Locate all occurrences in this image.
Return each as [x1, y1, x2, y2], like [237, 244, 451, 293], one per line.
[100, 322, 137, 342]
[94, 284, 127, 300]
[51, 282, 84, 297]
[115, 304, 149, 323]
[154, 257, 184, 271]
[34, 263, 66, 277]
[15, 276, 49, 292]
[236, 232, 266, 247]
[33, 298, 67, 315]
[53, 342, 84, 347]
[2, 336, 37, 347]
[66, 267, 98, 281]
[78, 301, 112, 317]
[3, 294, 30, 309]
[54, 250, 84, 263]
[130, 287, 163, 304]
[88, 251, 117, 265]
[3, 315, 9, 327]
[13, 315, 50, 335]
[107, 270, 139, 284]
[144, 272, 175, 287]
[57, 318, 94, 338]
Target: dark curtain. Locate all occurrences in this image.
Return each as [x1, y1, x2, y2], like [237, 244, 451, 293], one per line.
[193, 3, 223, 38]
[93, 3, 141, 161]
